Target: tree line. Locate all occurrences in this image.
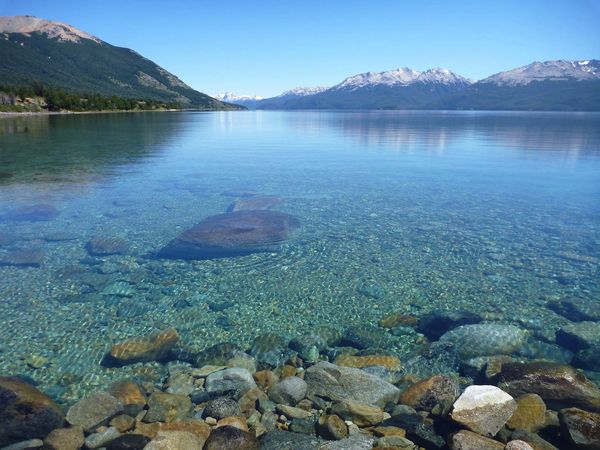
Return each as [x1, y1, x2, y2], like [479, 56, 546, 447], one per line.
[0, 82, 181, 112]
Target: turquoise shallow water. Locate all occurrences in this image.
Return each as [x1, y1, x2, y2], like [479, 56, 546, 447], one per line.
[0, 110, 599, 401]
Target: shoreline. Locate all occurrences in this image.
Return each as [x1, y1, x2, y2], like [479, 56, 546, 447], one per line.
[0, 108, 234, 117]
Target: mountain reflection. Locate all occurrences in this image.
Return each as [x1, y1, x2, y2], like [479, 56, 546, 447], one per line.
[285, 111, 600, 157]
[0, 112, 189, 186]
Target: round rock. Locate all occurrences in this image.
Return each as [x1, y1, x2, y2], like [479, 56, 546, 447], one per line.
[268, 376, 308, 406]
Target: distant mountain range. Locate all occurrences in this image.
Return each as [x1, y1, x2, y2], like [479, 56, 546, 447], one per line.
[226, 60, 600, 111]
[0, 16, 241, 110]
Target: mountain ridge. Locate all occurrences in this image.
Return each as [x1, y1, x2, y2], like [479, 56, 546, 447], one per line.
[0, 15, 240, 110]
[227, 60, 600, 111]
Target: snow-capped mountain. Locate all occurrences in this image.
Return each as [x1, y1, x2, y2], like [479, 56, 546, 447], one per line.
[481, 60, 600, 86]
[278, 86, 329, 97]
[0, 15, 101, 43]
[333, 67, 471, 91]
[213, 92, 264, 102]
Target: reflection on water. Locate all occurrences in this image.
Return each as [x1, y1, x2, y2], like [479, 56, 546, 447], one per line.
[0, 110, 599, 403]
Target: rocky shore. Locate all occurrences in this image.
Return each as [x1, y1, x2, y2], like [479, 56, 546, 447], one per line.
[2, 314, 600, 450]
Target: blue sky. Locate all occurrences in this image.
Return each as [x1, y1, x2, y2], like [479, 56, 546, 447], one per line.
[1, 0, 599, 97]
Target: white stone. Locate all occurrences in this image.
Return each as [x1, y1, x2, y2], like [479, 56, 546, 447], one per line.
[451, 385, 517, 436]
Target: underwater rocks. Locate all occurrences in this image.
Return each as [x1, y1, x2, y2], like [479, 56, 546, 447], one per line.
[66, 391, 123, 431]
[268, 376, 307, 406]
[205, 368, 257, 397]
[399, 374, 459, 413]
[450, 430, 505, 450]
[203, 425, 260, 450]
[505, 393, 547, 432]
[417, 310, 482, 340]
[558, 407, 600, 449]
[439, 323, 528, 359]
[2, 204, 59, 221]
[498, 361, 600, 412]
[228, 196, 283, 212]
[450, 385, 517, 436]
[107, 380, 147, 416]
[144, 392, 192, 423]
[556, 321, 600, 351]
[330, 400, 384, 427]
[0, 249, 44, 267]
[547, 297, 600, 322]
[102, 328, 180, 367]
[305, 361, 400, 407]
[0, 377, 65, 447]
[85, 236, 129, 256]
[158, 210, 299, 260]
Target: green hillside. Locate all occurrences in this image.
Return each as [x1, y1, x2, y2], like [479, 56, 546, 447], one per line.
[0, 31, 241, 110]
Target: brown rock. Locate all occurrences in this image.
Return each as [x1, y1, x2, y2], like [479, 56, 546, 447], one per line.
[450, 430, 505, 450]
[134, 419, 210, 440]
[143, 392, 192, 423]
[379, 313, 418, 329]
[276, 404, 312, 419]
[144, 430, 205, 450]
[399, 374, 459, 413]
[371, 426, 407, 438]
[228, 196, 283, 212]
[110, 414, 135, 432]
[103, 328, 179, 366]
[280, 365, 297, 378]
[203, 425, 260, 450]
[334, 354, 401, 370]
[511, 429, 559, 450]
[253, 370, 279, 390]
[0, 376, 64, 446]
[559, 407, 600, 449]
[108, 380, 147, 416]
[43, 426, 84, 450]
[217, 416, 249, 431]
[158, 210, 300, 260]
[331, 400, 384, 427]
[239, 387, 269, 416]
[66, 391, 123, 432]
[318, 414, 348, 440]
[498, 361, 600, 412]
[506, 394, 547, 432]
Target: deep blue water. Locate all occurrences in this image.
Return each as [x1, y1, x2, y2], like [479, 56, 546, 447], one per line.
[0, 110, 599, 400]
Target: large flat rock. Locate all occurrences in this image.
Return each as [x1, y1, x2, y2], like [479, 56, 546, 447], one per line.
[305, 361, 400, 408]
[158, 210, 299, 260]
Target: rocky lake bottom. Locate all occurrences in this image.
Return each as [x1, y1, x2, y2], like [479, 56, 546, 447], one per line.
[0, 110, 599, 449]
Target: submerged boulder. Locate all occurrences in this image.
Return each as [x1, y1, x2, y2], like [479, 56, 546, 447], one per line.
[498, 361, 600, 412]
[3, 204, 59, 221]
[0, 377, 65, 447]
[102, 328, 179, 367]
[305, 361, 400, 408]
[158, 210, 299, 260]
[439, 323, 528, 359]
